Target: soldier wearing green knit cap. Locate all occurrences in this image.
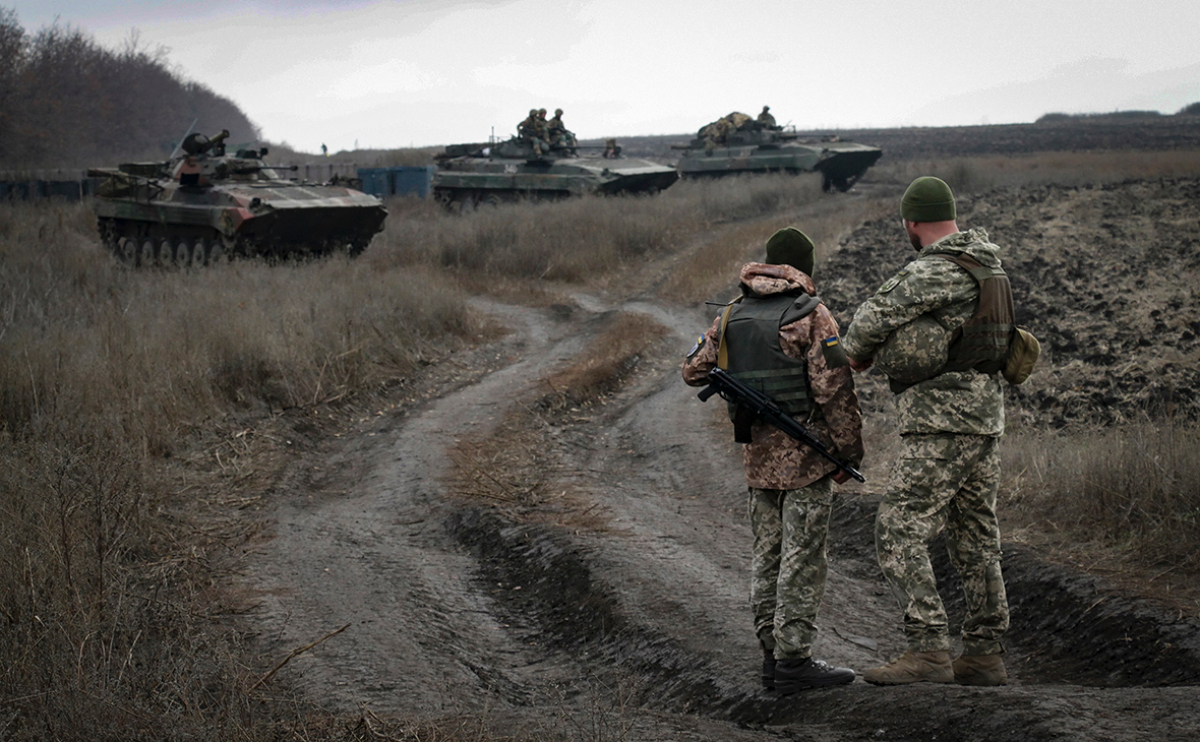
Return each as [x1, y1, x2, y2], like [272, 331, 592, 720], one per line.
[844, 176, 1017, 688]
[682, 227, 863, 695]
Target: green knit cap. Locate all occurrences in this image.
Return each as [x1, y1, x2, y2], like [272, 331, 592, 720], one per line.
[764, 227, 815, 277]
[901, 176, 956, 222]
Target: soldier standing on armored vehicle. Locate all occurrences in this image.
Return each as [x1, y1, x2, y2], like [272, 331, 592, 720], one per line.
[842, 176, 1014, 688]
[683, 228, 864, 695]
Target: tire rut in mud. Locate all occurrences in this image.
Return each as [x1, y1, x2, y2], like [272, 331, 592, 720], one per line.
[449, 488, 1200, 741]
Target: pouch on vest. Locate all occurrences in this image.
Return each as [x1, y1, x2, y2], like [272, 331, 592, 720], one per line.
[1002, 326, 1040, 385]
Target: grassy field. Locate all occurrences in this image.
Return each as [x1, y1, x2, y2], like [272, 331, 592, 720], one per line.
[3, 148, 1200, 739]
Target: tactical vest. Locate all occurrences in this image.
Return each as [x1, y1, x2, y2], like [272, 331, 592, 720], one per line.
[716, 291, 821, 441]
[933, 251, 1015, 375]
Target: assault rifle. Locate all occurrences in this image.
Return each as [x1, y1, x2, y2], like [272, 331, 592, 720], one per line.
[697, 367, 865, 483]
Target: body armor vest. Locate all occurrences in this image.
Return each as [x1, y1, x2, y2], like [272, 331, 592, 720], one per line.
[716, 291, 821, 441]
[934, 251, 1015, 374]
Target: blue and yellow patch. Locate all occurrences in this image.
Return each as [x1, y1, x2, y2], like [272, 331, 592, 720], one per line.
[821, 335, 849, 368]
[686, 334, 706, 358]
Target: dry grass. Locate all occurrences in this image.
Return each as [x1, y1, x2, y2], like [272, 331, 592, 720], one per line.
[447, 311, 668, 533]
[370, 173, 825, 285]
[541, 313, 669, 409]
[1002, 419, 1200, 571]
[0, 200, 480, 740]
[7, 145, 1200, 737]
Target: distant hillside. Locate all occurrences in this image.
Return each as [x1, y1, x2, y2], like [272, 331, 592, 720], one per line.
[0, 8, 259, 170]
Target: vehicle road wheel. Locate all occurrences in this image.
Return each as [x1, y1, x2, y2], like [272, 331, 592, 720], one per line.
[158, 239, 176, 267]
[138, 239, 156, 267]
[209, 237, 228, 265]
[173, 240, 192, 268]
[189, 239, 209, 268]
[118, 237, 138, 265]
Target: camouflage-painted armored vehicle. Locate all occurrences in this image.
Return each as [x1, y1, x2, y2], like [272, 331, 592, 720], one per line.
[674, 112, 883, 191]
[431, 135, 678, 206]
[89, 130, 387, 266]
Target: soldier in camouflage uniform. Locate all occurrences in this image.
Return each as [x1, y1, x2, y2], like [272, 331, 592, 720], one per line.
[757, 105, 777, 128]
[843, 176, 1012, 687]
[517, 109, 548, 155]
[683, 227, 864, 695]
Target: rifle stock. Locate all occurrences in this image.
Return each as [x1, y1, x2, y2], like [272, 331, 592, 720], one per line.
[698, 367, 865, 483]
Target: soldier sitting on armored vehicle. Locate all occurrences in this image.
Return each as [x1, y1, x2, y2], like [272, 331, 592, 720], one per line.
[547, 108, 578, 152]
[518, 109, 549, 155]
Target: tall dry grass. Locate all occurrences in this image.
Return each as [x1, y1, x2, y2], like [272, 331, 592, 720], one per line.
[0, 200, 479, 739]
[1002, 419, 1200, 570]
[372, 173, 826, 284]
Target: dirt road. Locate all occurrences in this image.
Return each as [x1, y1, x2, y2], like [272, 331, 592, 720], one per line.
[245, 181, 1200, 741]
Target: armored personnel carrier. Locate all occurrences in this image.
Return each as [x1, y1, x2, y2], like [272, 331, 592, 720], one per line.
[432, 135, 678, 206]
[89, 130, 387, 266]
[674, 112, 883, 191]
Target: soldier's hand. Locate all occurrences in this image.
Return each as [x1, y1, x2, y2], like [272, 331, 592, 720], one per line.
[849, 357, 873, 373]
[832, 470, 852, 484]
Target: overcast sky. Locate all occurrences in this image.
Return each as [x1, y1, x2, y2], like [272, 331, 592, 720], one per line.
[10, 0, 1200, 154]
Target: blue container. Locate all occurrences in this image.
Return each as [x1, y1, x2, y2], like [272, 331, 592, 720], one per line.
[355, 166, 434, 198]
[391, 166, 433, 198]
[356, 168, 391, 198]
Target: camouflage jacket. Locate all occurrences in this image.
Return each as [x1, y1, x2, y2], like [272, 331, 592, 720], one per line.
[682, 263, 864, 490]
[843, 228, 1005, 436]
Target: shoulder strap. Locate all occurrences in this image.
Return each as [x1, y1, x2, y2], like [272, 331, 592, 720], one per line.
[715, 297, 742, 370]
[780, 293, 822, 327]
[929, 251, 1005, 283]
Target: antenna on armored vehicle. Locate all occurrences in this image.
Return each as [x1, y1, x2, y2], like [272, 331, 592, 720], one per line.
[169, 118, 199, 160]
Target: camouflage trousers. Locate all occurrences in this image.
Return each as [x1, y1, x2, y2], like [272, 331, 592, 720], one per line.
[748, 476, 834, 660]
[876, 433, 1009, 655]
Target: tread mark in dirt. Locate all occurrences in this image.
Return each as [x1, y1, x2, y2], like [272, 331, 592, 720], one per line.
[246, 238, 1200, 741]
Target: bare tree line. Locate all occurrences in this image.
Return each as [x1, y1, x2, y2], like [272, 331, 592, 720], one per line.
[0, 7, 259, 170]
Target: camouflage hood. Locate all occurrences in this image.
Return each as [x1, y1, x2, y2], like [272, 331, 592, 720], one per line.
[739, 262, 816, 297]
[919, 227, 1002, 268]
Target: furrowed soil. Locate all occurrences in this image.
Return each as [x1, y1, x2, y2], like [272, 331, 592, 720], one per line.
[241, 176, 1200, 741]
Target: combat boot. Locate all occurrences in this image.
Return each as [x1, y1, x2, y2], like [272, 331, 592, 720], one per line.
[953, 653, 1008, 686]
[774, 657, 856, 695]
[862, 651, 954, 685]
[762, 649, 777, 690]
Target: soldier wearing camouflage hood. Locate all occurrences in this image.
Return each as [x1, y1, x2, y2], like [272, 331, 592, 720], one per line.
[843, 176, 1014, 688]
[683, 228, 864, 695]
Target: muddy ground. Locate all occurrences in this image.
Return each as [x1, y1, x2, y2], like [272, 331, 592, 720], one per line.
[240, 177, 1200, 741]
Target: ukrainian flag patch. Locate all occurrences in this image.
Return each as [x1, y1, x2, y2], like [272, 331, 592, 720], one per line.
[686, 334, 706, 358]
[821, 335, 849, 368]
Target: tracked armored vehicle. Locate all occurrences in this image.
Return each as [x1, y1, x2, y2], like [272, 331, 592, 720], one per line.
[674, 112, 883, 191]
[89, 130, 387, 266]
[432, 135, 678, 206]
